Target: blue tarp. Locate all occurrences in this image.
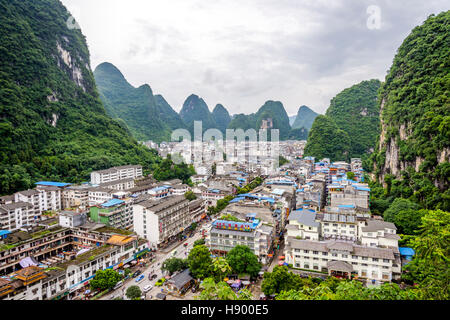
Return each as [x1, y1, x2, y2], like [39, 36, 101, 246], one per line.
[399, 247, 415, 257]
[35, 181, 71, 187]
[229, 197, 245, 203]
[101, 198, 125, 207]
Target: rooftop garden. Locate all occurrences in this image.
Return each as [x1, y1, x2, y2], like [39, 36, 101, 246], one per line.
[55, 245, 113, 270]
[94, 226, 134, 236]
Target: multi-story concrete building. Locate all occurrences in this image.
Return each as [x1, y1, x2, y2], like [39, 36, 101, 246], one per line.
[63, 184, 91, 209]
[206, 215, 274, 264]
[284, 237, 401, 282]
[99, 178, 135, 191]
[15, 187, 61, 216]
[89, 198, 133, 229]
[0, 234, 149, 300]
[0, 202, 34, 231]
[87, 187, 115, 206]
[132, 196, 192, 248]
[327, 182, 370, 209]
[90, 165, 143, 185]
[59, 211, 87, 229]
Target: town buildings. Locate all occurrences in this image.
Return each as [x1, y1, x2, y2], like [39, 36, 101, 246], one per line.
[90, 165, 143, 185]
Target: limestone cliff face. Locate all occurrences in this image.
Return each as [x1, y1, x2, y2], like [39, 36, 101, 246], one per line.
[374, 12, 449, 194]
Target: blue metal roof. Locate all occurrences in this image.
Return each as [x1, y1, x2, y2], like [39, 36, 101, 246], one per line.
[229, 197, 245, 203]
[338, 204, 355, 208]
[35, 181, 71, 187]
[101, 199, 125, 207]
[399, 247, 415, 256]
[151, 186, 170, 192]
[0, 230, 11, 236]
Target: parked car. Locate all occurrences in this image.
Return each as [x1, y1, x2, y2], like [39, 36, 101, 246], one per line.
[113, 280, 124, 290]
[184, 243, 188, 247]
[149, 274, 158, 281]
[132, 270, 142, 278]
[143, 284, 153, 293]
[135, 274, 145, 283]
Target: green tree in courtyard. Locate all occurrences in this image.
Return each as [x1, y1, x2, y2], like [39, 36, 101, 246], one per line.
[187, 245, 213, 279]
[226, 245, 261, 278]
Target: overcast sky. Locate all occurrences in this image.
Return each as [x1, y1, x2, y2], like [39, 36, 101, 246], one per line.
[60, 0, 448, 115]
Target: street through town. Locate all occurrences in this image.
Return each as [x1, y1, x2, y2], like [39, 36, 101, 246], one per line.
[100, 222, 210, 300]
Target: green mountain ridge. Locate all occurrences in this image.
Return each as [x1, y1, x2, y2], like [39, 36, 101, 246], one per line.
[0, 0, 160, 195]
[372, 11, 450, 211]
[292, 105, 318, 131]
[94, 62, 184, 143]
[227, 100, 295, 140]
[212, 103, 231, 134]
[304, 79, 381, 162]
[179, 94, 218, 135]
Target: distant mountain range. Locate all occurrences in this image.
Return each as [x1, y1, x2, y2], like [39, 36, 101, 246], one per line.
[292, 106, 319, 131]
[94, 62, 319, 142]
[94, 62, 186, 142]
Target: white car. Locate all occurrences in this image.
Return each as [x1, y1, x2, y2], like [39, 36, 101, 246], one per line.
[143, 284, 153, 293]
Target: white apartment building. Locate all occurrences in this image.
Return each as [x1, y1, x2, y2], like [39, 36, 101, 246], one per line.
[206, 217, 275, 265]
[285, 209, 320, 241]
[360, 220, 400, 248]
[14, 187, 61, 216]
[87, 187, 115, 206]
[327, 183, 370, 209]
[284, 237, 401, 282]
[99, 178, 135, 191]
[90, 165, 143, 185]
[0, 202, 34, 231]
[63, 185, 91, 209]
[59, 211, 87, 228]
[133, 196, 191, 248]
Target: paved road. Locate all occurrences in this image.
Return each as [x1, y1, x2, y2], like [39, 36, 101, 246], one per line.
[101, 222, 211, 300]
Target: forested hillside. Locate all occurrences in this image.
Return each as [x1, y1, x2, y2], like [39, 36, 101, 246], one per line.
[94, 62, 184, 142]
[179, 94, 217, 135]
[303, 115, 351, 161]
[326, 79, 381, 158]
[291, 105, 318, 131]
[0, 0, 165, 195]
[371, 11, 449, 211]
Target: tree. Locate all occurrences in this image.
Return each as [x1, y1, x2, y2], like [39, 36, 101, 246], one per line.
[261, 266, 315, 296]
[226, 245, 261, 277]
[403, 209, 450, 300]
[275, 279, 417, 300]
[211, 257, 232, 282]
[90, 269, 122, 291]
[187, 245, 213, 279]
[196, 277, 252, 300]
[193, 238, 205, 247]
[383, 198, 422, 234]
[126, 285, 142, 300]
[346, 171, 355, 181]
[184, 190, 197, 201]
[162, 257, 188, 275]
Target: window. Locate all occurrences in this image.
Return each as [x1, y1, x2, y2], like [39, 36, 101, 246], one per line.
[313, 251, 318, 255]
